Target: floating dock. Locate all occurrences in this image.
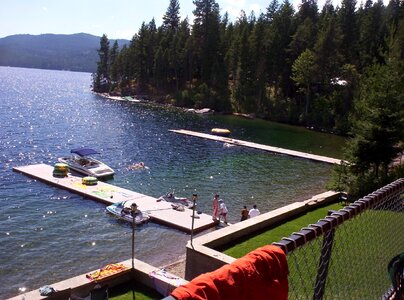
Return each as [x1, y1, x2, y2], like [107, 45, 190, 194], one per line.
[13, 164, 215, 234]
[170, 129, 344, 165]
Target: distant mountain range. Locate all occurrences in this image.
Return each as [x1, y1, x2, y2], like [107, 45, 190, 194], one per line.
[0, 33, 129, 73]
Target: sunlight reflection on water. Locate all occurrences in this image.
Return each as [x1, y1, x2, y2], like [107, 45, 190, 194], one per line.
[0, 67, 341, 298]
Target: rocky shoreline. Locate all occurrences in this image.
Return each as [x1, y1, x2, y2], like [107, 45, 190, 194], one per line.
[96, 92, 253, 117]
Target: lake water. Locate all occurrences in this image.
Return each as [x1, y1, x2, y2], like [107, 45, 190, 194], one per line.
[0, 66, 344, 298]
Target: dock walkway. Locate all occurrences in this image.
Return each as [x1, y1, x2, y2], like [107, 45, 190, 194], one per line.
[170, 129, 344, 165]
[13, 164, 215, 234]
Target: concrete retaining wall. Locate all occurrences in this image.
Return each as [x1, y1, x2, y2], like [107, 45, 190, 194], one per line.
[8, 259, 187, 300]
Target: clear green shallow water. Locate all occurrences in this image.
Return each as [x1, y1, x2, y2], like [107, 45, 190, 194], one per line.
[0, 66, 345, 298]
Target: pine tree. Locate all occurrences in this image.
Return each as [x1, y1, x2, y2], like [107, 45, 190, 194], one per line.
[313, 13, 343, 86]
[93, 34, 110, 93]
[131, 20, 157, 93]
[358, 0, 387, 68]
[192, 0, 228, 109]
[109, 40, 119, 87]
[266, 0, 296, 97]
[291, 49, 317, 119]
[385, 0, 403, 60]
[337, 0, 359, 65]
[288, 18, 317, 62]
[192, 0, 221, 84]
[296, 0, 319, 23]
[336, 58, 404, 195]
[250, 15, 269, 114]
[163, 0, 181, 31]
[266, 0, 280, 23]
[234, 26, 254, 112]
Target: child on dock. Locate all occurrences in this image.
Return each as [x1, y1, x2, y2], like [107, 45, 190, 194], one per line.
[240, 205, 249, 221]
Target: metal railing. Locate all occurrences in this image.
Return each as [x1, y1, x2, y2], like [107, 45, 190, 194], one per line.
[273, 178, 404, 299]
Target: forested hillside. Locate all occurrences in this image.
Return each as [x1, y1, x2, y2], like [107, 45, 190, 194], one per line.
[93, 0, 403, 196]
[0, 33, 128, 72]
[93, 0, 402, 136]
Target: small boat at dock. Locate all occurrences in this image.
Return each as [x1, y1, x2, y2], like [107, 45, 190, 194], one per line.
[106, 201, 150, 224]
[58, 148, 115, 178]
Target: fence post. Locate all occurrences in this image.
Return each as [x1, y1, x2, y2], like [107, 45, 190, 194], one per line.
[313, 211, 336, 300]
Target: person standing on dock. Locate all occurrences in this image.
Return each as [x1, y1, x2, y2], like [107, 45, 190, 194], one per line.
[240, 205, 249, 221]
[212, 194, 219, 220]
[218, 199, 228, 224]
[248, 205, 260, 218]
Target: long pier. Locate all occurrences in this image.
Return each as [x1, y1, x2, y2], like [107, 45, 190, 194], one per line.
[170, 129, 344, 165]
[13, 164, 215, 234]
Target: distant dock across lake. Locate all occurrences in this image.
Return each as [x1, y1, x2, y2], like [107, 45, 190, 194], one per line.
[170, 129, 344, 165]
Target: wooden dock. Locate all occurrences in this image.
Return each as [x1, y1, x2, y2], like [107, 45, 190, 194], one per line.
[170, 129, 344, 165]
[13, 164, 215, 234]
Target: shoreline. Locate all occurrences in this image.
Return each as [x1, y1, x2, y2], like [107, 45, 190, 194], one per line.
[94, 91, 348, 137]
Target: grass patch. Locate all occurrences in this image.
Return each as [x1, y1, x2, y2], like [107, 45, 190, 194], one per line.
[223, 202, 345, 258]
[108, 281, 162, 300]
[221, 201, 403, 298]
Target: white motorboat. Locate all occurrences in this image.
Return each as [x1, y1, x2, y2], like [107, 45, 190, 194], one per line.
[157, 192, 194, 208]
[58, 148, 115, 178]
[106, 201, 150, 224]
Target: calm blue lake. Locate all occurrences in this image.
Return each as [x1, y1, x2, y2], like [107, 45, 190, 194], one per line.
[0, 66, 344, 298]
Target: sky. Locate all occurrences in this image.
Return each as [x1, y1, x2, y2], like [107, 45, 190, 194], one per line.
[0, 0, 389, 40]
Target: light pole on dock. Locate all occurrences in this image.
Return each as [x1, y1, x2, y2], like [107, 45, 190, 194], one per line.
[130, 203, 138, 270]
[190, 194, 197, 248]
[130, 203, 137, 300]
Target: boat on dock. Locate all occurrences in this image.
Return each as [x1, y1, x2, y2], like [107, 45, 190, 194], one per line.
[58, 148, 115, 178]
[106, 201, 150, 224]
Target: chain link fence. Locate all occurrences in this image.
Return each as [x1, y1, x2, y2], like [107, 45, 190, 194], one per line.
[273, 178, 404, 299]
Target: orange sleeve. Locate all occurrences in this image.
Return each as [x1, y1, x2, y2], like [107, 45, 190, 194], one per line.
[171, 245, 288, 300]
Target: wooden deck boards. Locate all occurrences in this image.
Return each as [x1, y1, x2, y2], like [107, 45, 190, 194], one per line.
[13, 164, 215, 234]
[170, 129, 344, 165]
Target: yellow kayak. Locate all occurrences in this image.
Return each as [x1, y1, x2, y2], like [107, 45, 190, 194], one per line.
[211, 128, 231, 136]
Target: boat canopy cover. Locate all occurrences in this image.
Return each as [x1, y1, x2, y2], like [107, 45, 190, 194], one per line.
[70, 148, 100, 156]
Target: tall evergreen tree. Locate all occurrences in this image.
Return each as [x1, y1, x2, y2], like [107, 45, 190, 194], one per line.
[250, 15, 269, 114]
[109, 40, 119, 86]
[358, 0, 387, 68]
[313, 13, 343, 86]
[266, 0, 296, 97]
[296, 0, 319, 23]
[174, 18, 192, 95]
[192, 0, 221, 83]
[334, 58, 404, 195]
[291, 49, 317, 119]
[234, 25, 255, 112]
[385, 0, 403, 60]
[288, 17, 317, 62]
[192, 0, 228, 109]
[163, 0, 181, 31]
[93, 34, 110, 92]
[337, 0, 359, 65]
[266, 0, 280, 23]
